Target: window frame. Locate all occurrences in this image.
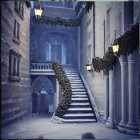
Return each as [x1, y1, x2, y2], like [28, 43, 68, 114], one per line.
[15, 1, 24, 20]
[9, 49, 22, 82]
[13, 19, 21, 44]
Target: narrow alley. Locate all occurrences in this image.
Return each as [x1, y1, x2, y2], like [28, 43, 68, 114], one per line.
[1, 1, 139, 139]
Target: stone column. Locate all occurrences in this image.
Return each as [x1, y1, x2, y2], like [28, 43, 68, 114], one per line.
[117, 55, 128, 132]
[104, 71, 109, 121]
[55, 79, 59, 109]
[125, 50, 139, 135]
[106, 69, 114, 128]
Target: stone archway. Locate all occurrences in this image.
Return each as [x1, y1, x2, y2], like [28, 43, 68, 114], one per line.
[32, 76, 54, 115]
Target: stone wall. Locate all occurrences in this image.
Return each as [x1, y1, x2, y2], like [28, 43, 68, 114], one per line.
[78, 1, 139, 124]
[1, 1, 31, 126]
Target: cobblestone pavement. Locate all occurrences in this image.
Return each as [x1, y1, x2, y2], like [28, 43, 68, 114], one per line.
[1, 115, 139, 139]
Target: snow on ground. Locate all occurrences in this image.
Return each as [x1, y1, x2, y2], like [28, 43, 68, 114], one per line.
[1, 115, 139, 139]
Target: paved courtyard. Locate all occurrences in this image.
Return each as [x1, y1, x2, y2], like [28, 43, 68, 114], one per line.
[1, 115, 139, 139]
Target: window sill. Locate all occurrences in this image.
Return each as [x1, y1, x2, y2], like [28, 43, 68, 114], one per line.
[13, 37, 20, 45]
[9, 76, 20, 82]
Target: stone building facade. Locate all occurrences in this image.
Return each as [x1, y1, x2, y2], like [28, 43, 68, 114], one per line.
[78, 1, 139, 135]
[30, 2, 78, 115]
[1, 1, 31, 126]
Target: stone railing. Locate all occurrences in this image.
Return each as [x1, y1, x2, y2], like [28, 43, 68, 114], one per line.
[30, 62, 52, 71]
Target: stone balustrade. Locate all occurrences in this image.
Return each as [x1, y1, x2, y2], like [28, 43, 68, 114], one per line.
[30, 62, 52, 71]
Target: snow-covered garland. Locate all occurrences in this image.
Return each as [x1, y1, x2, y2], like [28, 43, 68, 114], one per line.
[33, 2, 94, 26]
[33, 16, 80, 27]
[52, 62, 72, 118]
[92, 22, 139, 73]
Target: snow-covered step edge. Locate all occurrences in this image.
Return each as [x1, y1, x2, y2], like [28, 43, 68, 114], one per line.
[68, 107, 92, 111]
[71, 98, 89, 100]
[62, 119, 96, 122]
[72, 95, 87, 97]
[72, 92, 87, 94]
[71, 83, 84, 85]
[64, 113, 94, 117]
[70, 102, 90, 105]
[72, 89, 86, 91]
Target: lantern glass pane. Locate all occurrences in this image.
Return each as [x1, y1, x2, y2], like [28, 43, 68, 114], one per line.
[87, 65, 91, 71]
[34, 8, 42, 16]
[113, 44, 119, 53]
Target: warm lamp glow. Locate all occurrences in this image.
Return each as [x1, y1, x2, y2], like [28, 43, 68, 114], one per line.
[34, 2, 43, 19]
[86, 64, 92, 71]
[34, 8, 43, 18]
[112, 30, 119, 54]
[112, 44, 119, 53]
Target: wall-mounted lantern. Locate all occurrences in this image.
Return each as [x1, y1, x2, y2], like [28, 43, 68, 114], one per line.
[34, 1, 44, 19]
[112, 30, 119, 55]
[86, 60, 92, 71]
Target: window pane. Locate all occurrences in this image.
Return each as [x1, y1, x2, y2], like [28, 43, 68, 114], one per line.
[17, 59, 20, 76]
[13, 57, 16, 76]
[9, 55, 12, 75]
[14, 20, 16, 38]
[17, 22, 20, 40]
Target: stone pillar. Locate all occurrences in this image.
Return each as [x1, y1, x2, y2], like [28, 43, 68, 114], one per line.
[104, 71, 109, 121]
[117, 55, 128, 132]
[55, 79, 59, 109]
[125, 50, 139, 135]
[106, 69, 114, 128]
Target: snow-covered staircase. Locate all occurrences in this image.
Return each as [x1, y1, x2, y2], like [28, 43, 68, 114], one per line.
[62, 68, 97, 123]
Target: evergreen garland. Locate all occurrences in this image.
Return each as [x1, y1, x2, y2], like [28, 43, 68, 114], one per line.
[92, 47, 116, 72]
[52, 62, 72, 118]
[33, 16, 80, 27]
[117, 22, 139, 56]
[84, 2, 94, 13]
[92, 22, 139, 73]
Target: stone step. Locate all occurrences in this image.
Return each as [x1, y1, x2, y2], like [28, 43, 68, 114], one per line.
[66, 109, 93, 113]
[66, 74, 79, 76]
[67, 75, 79, 77]
[72, 91, 87, 95]
[70, 79, 82, 81]
[71, 84, 83, 86]
[63, 113, 94, 117]
[68, 78, 80, 80]
[66, 72, 79, 74]
[62, 119, 97, 123]
[63, 115, 95, 119]
[70, 81, 82, 84]
[70, 104, 91, 108]
[68, 107, 92, 111]
[71, 86, 85, 89]
[67, 76, 81, 79]
[71, 100, 89, 103]
[72, 94, 88, 98]
[70, 102, 90, 106]
[72, 89, 86, 92]
[71, 98, 89, 101]
[71, 85, 85, 87]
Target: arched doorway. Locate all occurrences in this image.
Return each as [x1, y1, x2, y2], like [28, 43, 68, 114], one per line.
[32, 76, 54, 115]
